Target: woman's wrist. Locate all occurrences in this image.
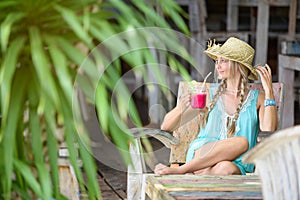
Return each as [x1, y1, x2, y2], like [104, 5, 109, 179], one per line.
[176, 104, 186, 113]
[264, 99, 277, 107]
[264, 90, 274, 100]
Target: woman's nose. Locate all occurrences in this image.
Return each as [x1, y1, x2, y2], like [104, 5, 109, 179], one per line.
[215, 62, 221, 69]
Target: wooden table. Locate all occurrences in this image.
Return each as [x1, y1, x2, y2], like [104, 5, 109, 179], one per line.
[144, 174, 262, 199]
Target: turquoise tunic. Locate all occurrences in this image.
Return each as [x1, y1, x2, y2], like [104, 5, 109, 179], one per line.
[185, 86, 259, 174]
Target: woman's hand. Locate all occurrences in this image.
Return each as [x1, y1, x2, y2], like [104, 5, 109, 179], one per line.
[160, 91, 199, 131]
[177, 92, 191, 113]
[255, 64, 274, 99]
[256, 64, 278, 131]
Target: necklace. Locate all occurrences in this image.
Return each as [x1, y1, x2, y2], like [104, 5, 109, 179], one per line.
[225, 88, 240, 94]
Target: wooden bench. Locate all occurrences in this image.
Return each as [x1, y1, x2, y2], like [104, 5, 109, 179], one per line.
[127, 81, 284, 200]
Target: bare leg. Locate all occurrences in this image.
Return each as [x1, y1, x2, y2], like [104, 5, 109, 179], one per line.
[154, 136, 248, 175]
[192, 167, 212, 175]
[194, 161, 241, 175]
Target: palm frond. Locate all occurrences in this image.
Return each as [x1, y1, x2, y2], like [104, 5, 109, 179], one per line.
[0, 0, 192, 199]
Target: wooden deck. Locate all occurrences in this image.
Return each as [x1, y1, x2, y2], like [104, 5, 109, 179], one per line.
[80, 161, 127, 200]
[95, 162, 127, 200]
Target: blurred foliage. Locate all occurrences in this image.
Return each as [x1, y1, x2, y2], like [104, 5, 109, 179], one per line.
[0, 0, 192, 199]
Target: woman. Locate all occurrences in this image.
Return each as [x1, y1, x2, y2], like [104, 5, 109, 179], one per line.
[155, 37, 278, 175]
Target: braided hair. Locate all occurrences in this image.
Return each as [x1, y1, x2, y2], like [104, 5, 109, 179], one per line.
[200, 60, 249, 137]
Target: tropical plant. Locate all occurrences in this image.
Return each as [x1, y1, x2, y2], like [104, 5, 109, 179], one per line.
[0, 0, 192, 199]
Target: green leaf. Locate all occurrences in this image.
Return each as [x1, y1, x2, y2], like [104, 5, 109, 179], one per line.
[0, 1, 18, 9]
[1, 67, 28, 196]
[0, 36, 25, 127]
[44, 35, 73, 105]
[36, 162, 52, 200]
[58, 89, 87, 196]
[54, 5, 93, 48]
[64, 131, 87, 197]
[109, 0, 140, 27]
[28, 81, 44, 164]
[168, 54, 191, 81]
[14, 160, 43, 197]
[54, 36, 85, 64]
[95, 84, 109, 133]
[159, 0, 189, 34]
[44, 103, 60, 198]
[28, 112, 44, 160]
[0, 12, 25, 52]
[29, 26, 59, 107]
[167, 8, 189, 35]
[131, 0, 171, 28]
[128, 96, 142, 126]
[76, 75, 95, 101]
[76, 132, 101, 199]
[108, 115, 132, 165]
[89, 20, 131, 59]
[11, 184, 32, 200]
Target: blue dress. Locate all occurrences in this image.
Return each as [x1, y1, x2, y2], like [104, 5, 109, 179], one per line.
[185, 86, 259, 174]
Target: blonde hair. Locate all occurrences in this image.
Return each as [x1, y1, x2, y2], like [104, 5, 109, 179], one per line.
[200, 60, 249, 137]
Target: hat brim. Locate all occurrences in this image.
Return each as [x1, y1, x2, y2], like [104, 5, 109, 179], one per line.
[204, 50, 258, 80]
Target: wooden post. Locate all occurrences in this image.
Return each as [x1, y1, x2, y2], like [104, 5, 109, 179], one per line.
[255, 1, 269, 65]
[288, 0, 297, 39]
[127, 139, 145, 200]
[58, 143, 80, 200]
[227, 0, 238, 31]
[278, 54, 300, 128]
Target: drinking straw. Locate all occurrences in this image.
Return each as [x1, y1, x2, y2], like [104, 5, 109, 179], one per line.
[201, 72, 212, 89]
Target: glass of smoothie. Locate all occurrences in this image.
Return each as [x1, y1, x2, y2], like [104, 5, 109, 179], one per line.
[190, 72, 211, 109]
[191, 85, 206, 109]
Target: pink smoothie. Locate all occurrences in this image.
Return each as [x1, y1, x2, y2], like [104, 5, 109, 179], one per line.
[191, 93, 206, 109]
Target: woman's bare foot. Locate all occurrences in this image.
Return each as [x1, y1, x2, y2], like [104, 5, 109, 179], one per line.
[154, 163, 183, 175]
[154, 163, 168, 175]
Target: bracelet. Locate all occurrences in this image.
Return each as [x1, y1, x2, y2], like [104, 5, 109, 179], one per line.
[264, 99, 277, 107]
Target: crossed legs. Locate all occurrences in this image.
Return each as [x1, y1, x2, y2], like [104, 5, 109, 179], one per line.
[154, 136, 248, 175]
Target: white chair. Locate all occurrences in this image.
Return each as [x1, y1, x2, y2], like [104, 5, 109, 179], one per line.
[243, 125, 300, 200]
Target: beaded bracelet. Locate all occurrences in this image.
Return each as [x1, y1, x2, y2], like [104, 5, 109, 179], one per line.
[264, 99, 277, 107]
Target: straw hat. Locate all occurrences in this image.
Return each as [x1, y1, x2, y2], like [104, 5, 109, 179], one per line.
[204, 37, 258, 80]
